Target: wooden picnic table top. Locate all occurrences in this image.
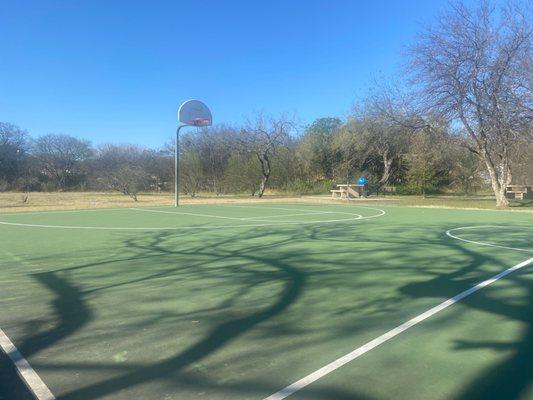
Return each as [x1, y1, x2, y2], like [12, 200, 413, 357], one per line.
[336, 184, 365, 187]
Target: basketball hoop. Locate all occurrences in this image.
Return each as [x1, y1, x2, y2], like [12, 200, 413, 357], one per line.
[178, 100, 212, 127]
[174, 100, 213, 206]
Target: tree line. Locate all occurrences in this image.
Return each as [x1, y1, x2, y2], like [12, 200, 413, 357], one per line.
[0, 1, 531, 206]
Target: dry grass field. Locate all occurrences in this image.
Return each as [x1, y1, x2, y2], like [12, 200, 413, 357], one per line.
[0, 191, 531, 213]
[0, 191, 344, 213]
[0, 191, 175, 212]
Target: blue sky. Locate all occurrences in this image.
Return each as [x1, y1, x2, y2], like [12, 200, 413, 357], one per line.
[1, 0, 455, 148]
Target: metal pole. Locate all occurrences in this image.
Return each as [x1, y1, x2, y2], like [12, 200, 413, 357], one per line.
[175, 125, 185, 207]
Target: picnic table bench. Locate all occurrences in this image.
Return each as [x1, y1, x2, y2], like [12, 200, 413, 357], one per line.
[331, 184, 367, 199]
[505, 185, 533, 200]
[330, 189, 346, 199]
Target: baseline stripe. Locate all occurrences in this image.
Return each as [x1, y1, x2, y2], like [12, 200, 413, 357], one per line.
[0, 328, 55, 400]
[264, 257, 533, 400]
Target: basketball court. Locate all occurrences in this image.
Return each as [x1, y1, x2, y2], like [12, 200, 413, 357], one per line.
[1, 202, 532, 399]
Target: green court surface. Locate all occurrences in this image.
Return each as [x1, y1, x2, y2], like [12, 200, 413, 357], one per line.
[0, 203, 532, 400]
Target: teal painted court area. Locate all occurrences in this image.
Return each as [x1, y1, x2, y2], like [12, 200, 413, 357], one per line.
[0, 203, 532, 400]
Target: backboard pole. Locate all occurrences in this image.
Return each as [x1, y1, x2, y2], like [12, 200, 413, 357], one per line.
[175, 125, 186, 207]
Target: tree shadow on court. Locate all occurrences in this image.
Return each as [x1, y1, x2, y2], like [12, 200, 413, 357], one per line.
[0, 349, 35, 400]
[303, 221, 533, 399]
[398, 237, 533, 400]
[18, 272, 92, 357]
[8, 222, 436, 399]
[1, 271, 92, 400]
[14, 217, 532, 400]
[452, 272, 533, 400]
[14, 225, 378, 400]
[452, 321, 533, 399]
[88, 228, 386, 398]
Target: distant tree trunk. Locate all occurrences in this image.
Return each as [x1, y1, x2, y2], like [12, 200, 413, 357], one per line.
[238, 113, 293, 197]
[482, 151, 509, 207]
[257, 153, 271, 198]
[379, 150, 393, 186]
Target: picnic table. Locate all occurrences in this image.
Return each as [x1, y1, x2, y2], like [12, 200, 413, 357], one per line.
[506, 185, 533, 200]
[330, 184, 367, 199]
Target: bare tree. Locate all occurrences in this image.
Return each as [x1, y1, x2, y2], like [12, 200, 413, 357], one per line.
[32, 134, 92, 190]
[409, 1, 532, 206]
[0, 122, 28, 186]
[331, 111, 409, 186]
[357, 107, 411, 187]
[356, 84, 438, 187]
[238, 114, 293, 197]
[92, 144, 152, 201]
[99, 166, 149, 201]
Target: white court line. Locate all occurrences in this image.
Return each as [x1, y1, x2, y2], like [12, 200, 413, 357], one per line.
[130, 208, 350, 221]
[230, 204, 387, 218]
[0, 216, 361, 230]
[243, 214, 363, 223]
[0, 221, 195, 230]
[0, 207, 384, 230]
[0, 328, 55, 400]
[227, 204, 385, 221]
[265, 256, 533, 400]
[240, 211, 361, 221]
[446, 226, 533, 252]
[0, 207, 127, 216]
[129, 207, 246, 220]
[0, 204, 341, 217]
[227, 205, 340, 214]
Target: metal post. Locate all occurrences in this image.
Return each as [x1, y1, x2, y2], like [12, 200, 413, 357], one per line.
[175, 125, 185, 207]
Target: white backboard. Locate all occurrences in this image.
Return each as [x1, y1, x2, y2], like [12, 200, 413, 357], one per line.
[178, 100, 212, 126]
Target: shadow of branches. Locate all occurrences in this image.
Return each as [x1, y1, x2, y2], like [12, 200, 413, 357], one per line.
[12, 215, 533, 400]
